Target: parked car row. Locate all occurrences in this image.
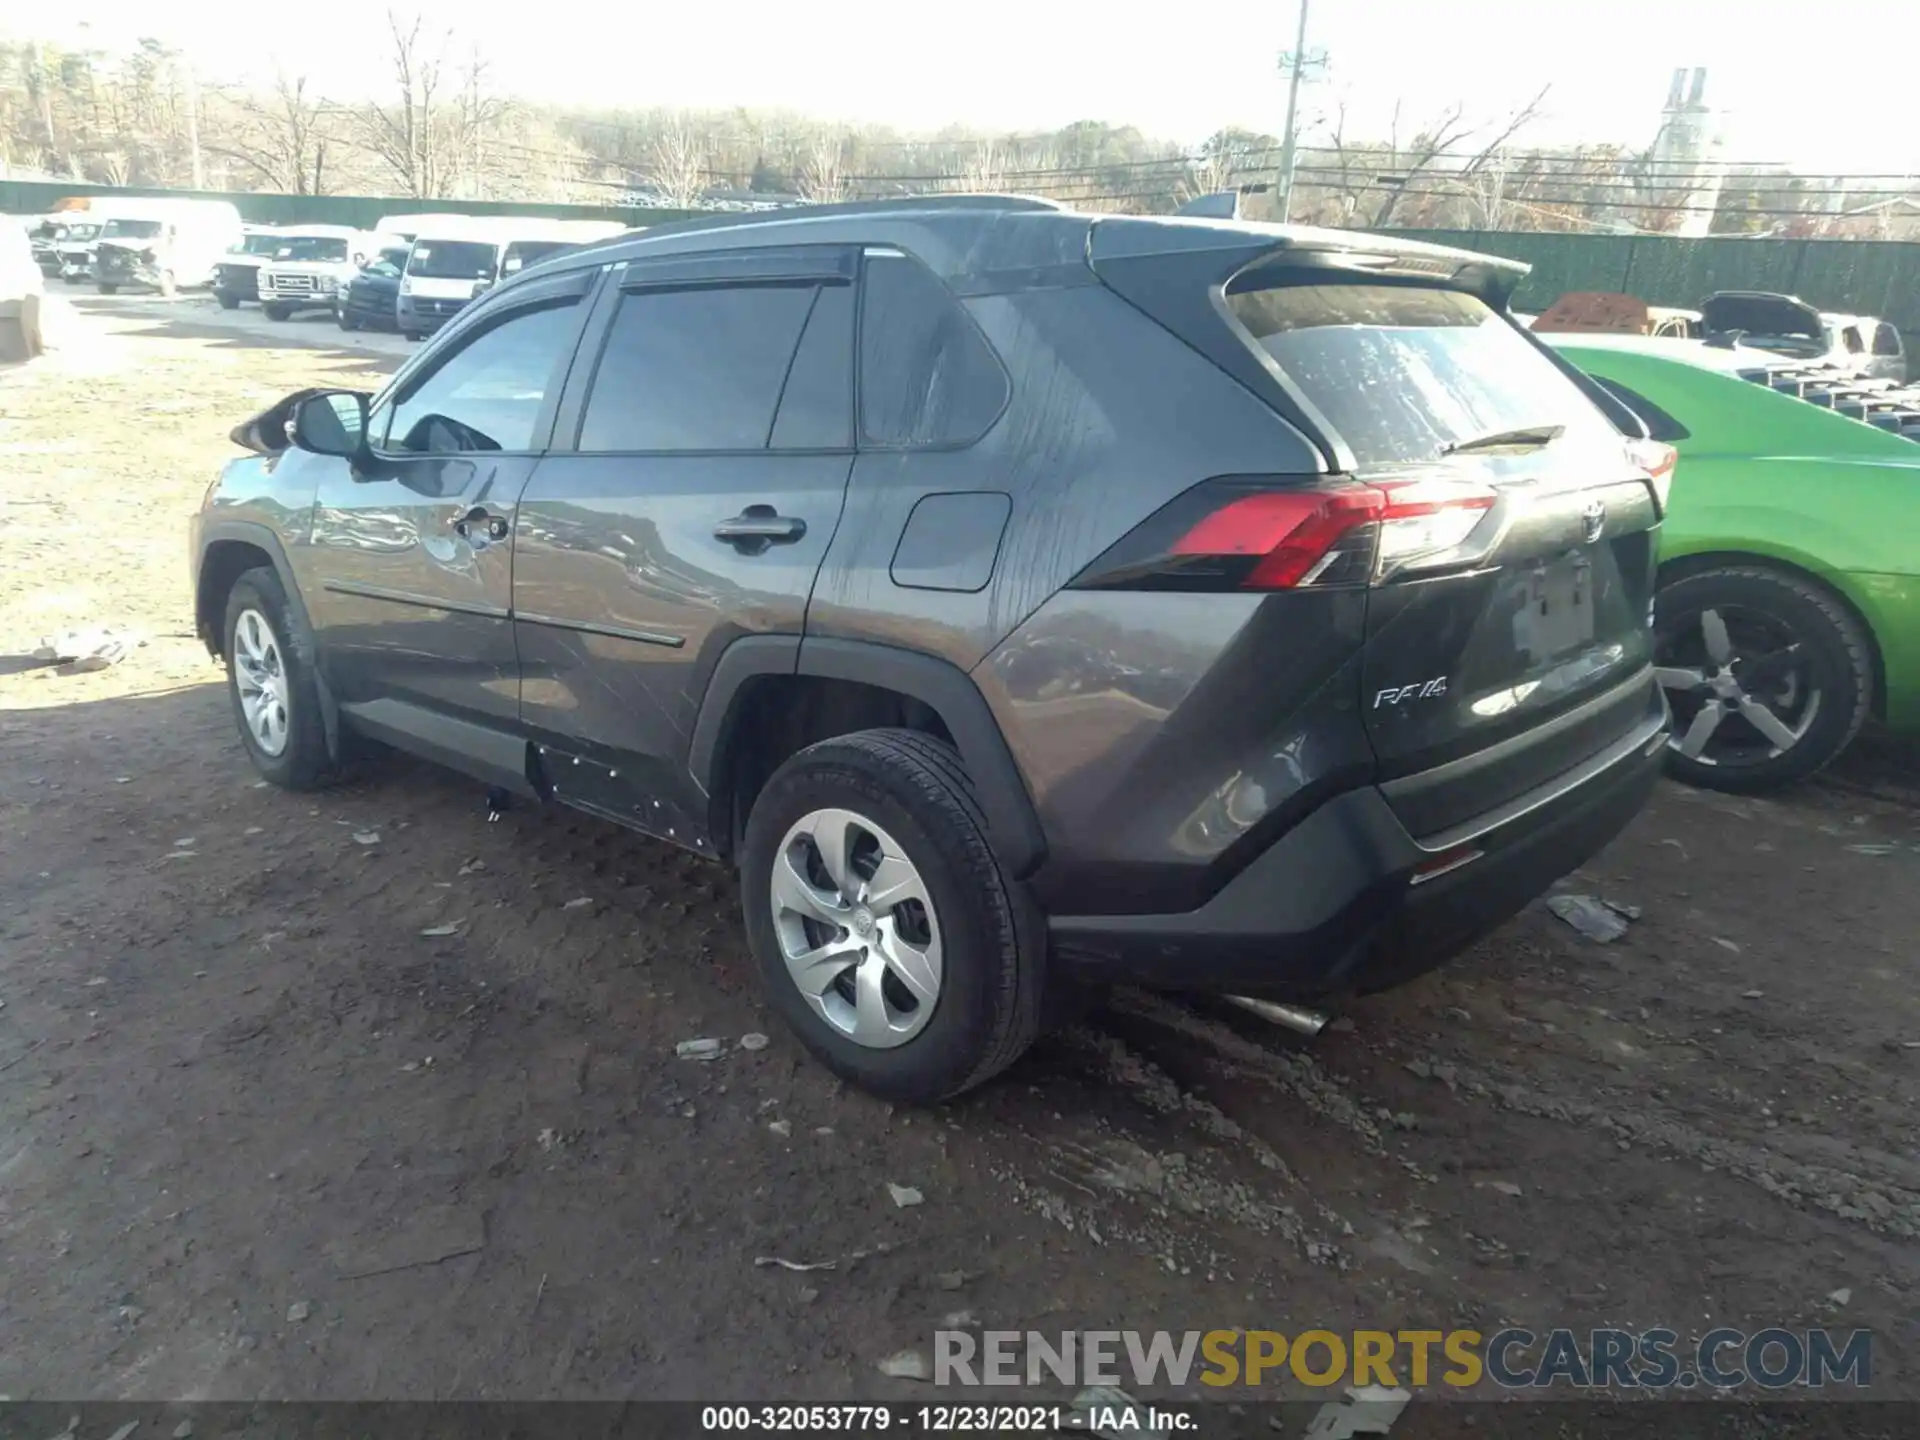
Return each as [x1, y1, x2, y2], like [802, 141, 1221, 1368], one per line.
[205, 214, 629, 337]
[1533, 288, 1907, 384]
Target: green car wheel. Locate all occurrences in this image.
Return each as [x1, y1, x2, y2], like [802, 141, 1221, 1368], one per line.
[1656, 564, 1875, 792]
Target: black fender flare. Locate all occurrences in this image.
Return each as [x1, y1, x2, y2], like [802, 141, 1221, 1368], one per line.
[688, 635, 1047, 878]
[195, 519, 343, 763]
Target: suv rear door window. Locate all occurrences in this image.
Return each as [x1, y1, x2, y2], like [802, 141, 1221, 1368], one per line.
[1224, 281, 1616, 468]
[577, 283, 824, 451]
[859, 251, 1008, 447]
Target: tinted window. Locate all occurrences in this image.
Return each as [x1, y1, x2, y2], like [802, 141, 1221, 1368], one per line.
[383, 300, 580, 454]
[1842, 326, 1865, 354]
[859, 252, 1008, 447]
[771, 284, 854, 449]
[1873, 323, 1903, 357]
[1590, 377, 1691, 443]
[578, 283, 818, 451]
[1225, 282, 1617, 467]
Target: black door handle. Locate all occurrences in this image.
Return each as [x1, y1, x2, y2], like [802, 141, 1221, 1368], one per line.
[714, 505, 806, 550]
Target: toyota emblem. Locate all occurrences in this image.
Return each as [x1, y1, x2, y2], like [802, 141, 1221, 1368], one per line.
[1580, 498, 1607, 544]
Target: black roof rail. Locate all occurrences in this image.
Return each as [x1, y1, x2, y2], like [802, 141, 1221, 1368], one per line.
[577, 193, 1067, 256]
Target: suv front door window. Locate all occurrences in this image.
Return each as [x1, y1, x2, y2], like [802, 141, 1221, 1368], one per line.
[311, 281, 594, 724]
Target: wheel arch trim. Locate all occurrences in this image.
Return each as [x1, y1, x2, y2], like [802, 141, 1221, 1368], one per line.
[688, 635, 1047, 878]
[196, 520, 343, 762]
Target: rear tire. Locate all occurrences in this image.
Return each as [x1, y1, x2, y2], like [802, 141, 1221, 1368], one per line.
[222, 567, 337, 791]
[1655, 564, 1874, 793]
[740, 729, 1045, 1104]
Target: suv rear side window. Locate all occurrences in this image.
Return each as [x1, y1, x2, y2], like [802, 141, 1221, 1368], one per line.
[1873, 323, 1903, 358]
[859, 251, 1007, 447]
[1224, 281, 1616, 468]
[578, 282, 837, 451]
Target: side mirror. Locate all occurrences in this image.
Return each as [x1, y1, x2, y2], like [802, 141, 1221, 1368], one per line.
[352, 251, 367, 266]
[288, 390, 371, 461]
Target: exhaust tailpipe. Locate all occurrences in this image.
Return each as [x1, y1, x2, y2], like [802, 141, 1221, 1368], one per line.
[1224, 995, 1330, 1037]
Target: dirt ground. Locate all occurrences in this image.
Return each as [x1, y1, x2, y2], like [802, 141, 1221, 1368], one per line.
[3, 296, 1920, 1409]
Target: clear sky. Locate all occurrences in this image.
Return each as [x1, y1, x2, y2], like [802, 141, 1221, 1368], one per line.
[23, 0, 1920, 174]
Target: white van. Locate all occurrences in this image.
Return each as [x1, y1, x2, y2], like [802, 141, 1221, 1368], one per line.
[255, 225, 403, 321]
[374, 212, 477, 244]
[93, 199, 243, 295]
[395, 217, 627, 338]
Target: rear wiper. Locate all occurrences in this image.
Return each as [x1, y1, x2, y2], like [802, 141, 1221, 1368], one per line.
[1439, 423, 1565, 456]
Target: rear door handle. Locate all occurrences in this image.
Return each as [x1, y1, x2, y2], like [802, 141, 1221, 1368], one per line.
[714, 505, 806, 550]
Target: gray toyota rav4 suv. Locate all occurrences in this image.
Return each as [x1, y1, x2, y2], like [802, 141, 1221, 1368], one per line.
[191, 197, 1671, 1102]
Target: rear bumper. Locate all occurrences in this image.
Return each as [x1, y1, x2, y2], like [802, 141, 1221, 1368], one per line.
[1048, 699, 1667, 1000]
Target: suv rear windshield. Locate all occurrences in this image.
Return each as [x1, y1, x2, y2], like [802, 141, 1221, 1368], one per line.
[410, 240, 498, 279]
[275, 236, 350, 262]
[1225, 281, 1614, 468]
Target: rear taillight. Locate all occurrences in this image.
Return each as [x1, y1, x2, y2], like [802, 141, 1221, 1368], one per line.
[1073, 476, 1497, 593]
[1626, 439, 1677, 513]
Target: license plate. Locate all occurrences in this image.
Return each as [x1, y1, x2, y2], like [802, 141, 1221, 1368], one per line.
[1514, 554, 1595, 658]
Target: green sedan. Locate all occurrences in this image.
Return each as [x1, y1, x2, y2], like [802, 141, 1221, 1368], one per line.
[1549, 334, 1920, 791]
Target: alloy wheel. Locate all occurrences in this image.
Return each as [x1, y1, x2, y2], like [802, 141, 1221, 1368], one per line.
[1656, 604, 1820, 769]
[770, 807, 943, 1049]
[233, 607, 291, 758]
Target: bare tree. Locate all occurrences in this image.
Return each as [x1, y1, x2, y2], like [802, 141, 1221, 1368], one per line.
[453, 45, 509, 199]
[959, 138, 1004, 191]
[99, 148, 131, 186]
[211, 73, 333, 194]
[355, 9, 455, 198]
[797, 130, 846, 203]
[1365, 85, 1548, 228]
[647, 114, 709, 207]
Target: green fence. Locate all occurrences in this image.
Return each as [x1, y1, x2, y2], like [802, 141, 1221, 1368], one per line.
[1, 179, 692, 232]
[9, 180, 1919, 339]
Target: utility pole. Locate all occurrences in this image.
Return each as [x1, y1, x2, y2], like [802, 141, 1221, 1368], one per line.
[183, 64, 206, 190]
[1276, 0, 1312, 222]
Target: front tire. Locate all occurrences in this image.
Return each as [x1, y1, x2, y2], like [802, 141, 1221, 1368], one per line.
[740, 730, 1044, 1104]
[1655, 564, 1874, 793]
[263, 303, 291, 321]
[217, 291, 240, 310]
[223, 568, 336, 790]
[96, 282, 118, 295]
[337, 310, 360, 331]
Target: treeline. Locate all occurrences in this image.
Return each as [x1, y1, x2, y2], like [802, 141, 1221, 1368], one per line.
[0, 20, 1906, 237]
